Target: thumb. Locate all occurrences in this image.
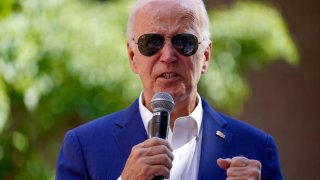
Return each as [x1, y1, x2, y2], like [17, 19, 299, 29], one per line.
[217, 158, 231, 170]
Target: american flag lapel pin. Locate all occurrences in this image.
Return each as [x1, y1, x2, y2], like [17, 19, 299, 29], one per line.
[216, 130, 226, 139]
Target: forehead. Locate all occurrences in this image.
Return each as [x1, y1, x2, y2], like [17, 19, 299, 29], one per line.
[134, 1, 201, 35]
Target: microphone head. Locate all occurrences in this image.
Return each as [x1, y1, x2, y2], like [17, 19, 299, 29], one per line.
[151, 92, 175, 113]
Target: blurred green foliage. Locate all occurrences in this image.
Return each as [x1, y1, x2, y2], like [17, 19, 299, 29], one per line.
[0, 0, 298, 179]
[203, 1, 299, 113]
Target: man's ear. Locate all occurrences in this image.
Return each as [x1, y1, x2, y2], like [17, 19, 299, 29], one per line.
[201, 40, 212, 74]
[127, 41, 138, 74]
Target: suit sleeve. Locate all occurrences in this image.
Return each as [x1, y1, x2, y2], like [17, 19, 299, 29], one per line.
[262, 135, 284, 180]
[56, 130, 91, 180]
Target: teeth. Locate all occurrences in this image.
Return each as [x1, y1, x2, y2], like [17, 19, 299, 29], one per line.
[162, 73, 176, 79]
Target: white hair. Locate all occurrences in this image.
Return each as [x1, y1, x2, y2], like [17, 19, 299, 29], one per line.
[126, 0, 211, 46]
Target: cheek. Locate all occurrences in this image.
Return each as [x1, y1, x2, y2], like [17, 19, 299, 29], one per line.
[181, 61, 200, 84]
[189, 58, 205, 83]
[135, 56, 157, 78]
[194, 49, 208, 74]
[192, 55, 204, 73]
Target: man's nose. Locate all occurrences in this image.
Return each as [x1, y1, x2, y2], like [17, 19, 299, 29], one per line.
[159, 41, 177, 63]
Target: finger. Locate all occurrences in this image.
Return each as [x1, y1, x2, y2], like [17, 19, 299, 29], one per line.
[144, 154, 173, 170]
[227, 166, 261, 179]
[248, 159, 262, 169]
[230, 156, 249, 167]
[217, 158, 231, 170]
[226, 159, 262, 179]
[146, 145, 174, 161]
[226, 166, 248, 177]
[141, 137, 172, 151]
[226, 177, 247, 180]
[150, 165, 171, 179]
[129, 142, 174, 164]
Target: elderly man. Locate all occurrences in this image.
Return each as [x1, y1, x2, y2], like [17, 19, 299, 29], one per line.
[56, 0, 283, 179]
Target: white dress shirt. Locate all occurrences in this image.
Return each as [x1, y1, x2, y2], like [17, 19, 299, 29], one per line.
[139, 92, 203, 180]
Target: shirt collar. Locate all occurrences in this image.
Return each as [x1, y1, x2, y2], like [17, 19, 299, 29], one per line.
[138, 92, 203, 138]
[139, 92, 153, 135]
[189, 93, 203, 138]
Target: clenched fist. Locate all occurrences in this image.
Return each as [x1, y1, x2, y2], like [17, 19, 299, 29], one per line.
[121, 137, 174, 180]
[217, 156, 261, 180]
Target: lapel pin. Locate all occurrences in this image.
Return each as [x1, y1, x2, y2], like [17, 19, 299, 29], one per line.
[216, 130, 226, 139]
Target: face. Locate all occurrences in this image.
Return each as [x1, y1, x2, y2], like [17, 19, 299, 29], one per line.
[127, 1, 211, 106]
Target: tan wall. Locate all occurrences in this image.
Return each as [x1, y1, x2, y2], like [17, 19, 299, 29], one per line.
[207, 0, 320, 179]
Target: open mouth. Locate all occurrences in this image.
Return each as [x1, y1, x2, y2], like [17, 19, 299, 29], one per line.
[160, 72, 179, 79]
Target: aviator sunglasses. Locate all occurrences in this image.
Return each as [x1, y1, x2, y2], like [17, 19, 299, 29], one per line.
[135, 33, 202, 56]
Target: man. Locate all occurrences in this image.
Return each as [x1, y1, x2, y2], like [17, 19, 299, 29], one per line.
[56, 0, 283, 179]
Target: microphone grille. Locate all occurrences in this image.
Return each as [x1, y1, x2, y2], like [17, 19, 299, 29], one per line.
[151, 92, 175, 112]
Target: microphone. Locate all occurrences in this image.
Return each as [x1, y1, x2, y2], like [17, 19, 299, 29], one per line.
[151, 92, 175, 139]
[150, 92, 175, 180]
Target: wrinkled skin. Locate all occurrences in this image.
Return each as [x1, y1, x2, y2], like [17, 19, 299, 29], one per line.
[122, 0, 261, 179]
[123, 1, 211, 179]
[217, 156, 262, 180]
[121, 138, 174, 180]
[127, 1, 211, 123]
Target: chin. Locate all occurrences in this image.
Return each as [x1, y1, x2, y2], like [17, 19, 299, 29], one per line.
[156, 88, 189, 103]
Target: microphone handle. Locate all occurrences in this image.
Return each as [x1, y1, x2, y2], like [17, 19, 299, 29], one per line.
[151, 111, 170, 139]
[153, 176, 164, 180]
[151, 111, 170, 180]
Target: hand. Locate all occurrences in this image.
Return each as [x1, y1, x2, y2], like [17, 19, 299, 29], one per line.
[217, 156, 261, 180]
[121, 137, 174, 180]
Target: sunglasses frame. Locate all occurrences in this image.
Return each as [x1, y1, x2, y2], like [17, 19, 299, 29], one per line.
[134, 33, 203, 57]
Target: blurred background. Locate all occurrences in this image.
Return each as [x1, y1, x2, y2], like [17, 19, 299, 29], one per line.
[0, 0, 318, 179]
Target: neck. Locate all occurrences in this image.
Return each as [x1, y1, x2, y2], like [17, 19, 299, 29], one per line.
[169, 92, 198, 130]
[142, 91, 198, 130]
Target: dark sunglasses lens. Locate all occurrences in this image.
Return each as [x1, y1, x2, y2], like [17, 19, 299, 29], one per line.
[138, 34, 164, 56]
[172, 34, 198, 56]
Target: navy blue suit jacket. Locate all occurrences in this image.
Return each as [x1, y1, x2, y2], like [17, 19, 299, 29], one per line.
[56, 98, 283, 179]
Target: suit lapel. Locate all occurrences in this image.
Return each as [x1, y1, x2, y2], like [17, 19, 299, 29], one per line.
[198, 99, 233, 179]
[111, 98, 232, 179]
[113, 100, 148, 162]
